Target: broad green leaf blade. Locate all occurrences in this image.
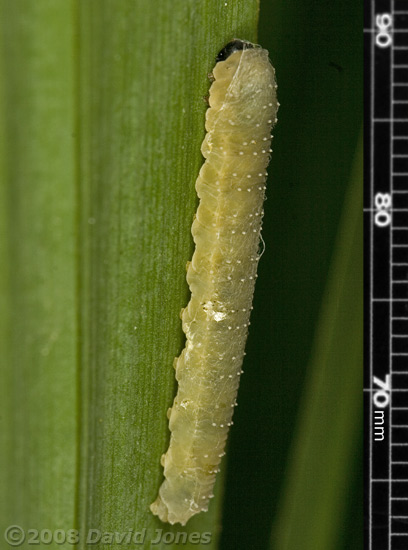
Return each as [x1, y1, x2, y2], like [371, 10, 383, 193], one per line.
[0, 0, 78, 538]
[76, 1, 259, 548]
[270, 133, 363, 550]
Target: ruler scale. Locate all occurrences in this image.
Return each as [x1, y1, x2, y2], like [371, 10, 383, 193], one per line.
[365, 1, 408, 549]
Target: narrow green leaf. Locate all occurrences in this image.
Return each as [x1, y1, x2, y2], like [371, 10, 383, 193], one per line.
[0, 0, 78, 538]
[219, 1, 363, 547]
[76, 1, 259, 548]
[270, 133, 363, 550]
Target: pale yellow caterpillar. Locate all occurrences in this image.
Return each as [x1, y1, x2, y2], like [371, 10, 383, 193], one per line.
[151, 39, 278, 525]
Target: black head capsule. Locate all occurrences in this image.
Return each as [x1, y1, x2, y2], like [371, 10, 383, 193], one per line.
[216, 39, 254, 62]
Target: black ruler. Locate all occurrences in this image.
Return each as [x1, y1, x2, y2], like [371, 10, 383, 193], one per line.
[365, 1, 408, 548]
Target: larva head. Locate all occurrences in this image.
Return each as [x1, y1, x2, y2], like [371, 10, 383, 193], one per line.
[209, 44, 278, 135]
[216, 39, 254, 62]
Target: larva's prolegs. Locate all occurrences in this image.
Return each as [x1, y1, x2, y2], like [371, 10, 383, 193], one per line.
[151, 39, 278, 526]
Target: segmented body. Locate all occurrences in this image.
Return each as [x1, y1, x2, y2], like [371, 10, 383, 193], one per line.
[151, 40, 278, 526]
